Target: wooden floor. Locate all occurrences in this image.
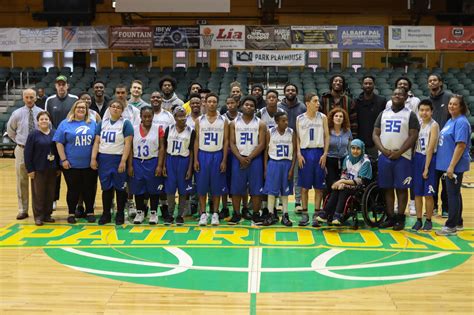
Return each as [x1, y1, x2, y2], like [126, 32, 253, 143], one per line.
[0, 157, 472, 314]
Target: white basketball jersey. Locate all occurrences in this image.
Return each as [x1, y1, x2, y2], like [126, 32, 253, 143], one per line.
[132, 125, 159, 159]
[99, 118, 125, 155]
[416, 119, 436, 155]
[235, 115, 260, 156]
[344, 155, 370, 180]
[259, 107, 285, 129]
[153, 110, 175, 131]
[296, 112, 325, 149]
[103, 104, 140, 126]
[198, 114, 225, 152]
[186, 115, 196, 129]
[167, 125, 193, 157]
[380, 107, 412, 160]
[268, 127, 293, 161]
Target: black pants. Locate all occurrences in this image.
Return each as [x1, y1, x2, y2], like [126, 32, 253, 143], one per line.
[326, 157, 344, 193]
[63, 168, 98, 215]
[102, 188, 127, 215]
[434, 170, 448, 213]
[323, 189, 353, 218]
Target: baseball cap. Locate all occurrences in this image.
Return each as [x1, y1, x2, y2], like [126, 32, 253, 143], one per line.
[55, 75, 68, 83]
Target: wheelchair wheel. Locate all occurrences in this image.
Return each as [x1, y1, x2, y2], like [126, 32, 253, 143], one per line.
[361, 181, 386, 227]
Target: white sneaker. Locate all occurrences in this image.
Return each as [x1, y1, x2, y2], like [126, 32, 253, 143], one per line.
[126, 199, 137, 218]
[149, 210, 158, 225]
[409, 200, 416, 216]
[198, 213, 208, 226]
[211, 213, 220, 226]
[133, 210, 144, 224]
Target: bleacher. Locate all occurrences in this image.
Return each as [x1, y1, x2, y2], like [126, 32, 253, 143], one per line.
[1, 65, 474, 136]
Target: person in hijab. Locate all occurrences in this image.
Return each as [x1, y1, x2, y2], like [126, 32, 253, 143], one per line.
[316, 139, 372, 226]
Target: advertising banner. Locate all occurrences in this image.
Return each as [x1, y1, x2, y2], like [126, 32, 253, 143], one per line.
[0, 28, 18, 51]
[290, 26, 337, 49]
[435, 26, 474, 50]
[245, 26, 291, 49]
[109, 26, 153, 49]
[14, 27, 62, 51]
[232, 50, 305, 66]
[388, 26, 435, 50]
[199, 25, 245, 49]
[153, 26, 200, 48]
[337, 26, 384, 49]
[62, 26, 108, 50]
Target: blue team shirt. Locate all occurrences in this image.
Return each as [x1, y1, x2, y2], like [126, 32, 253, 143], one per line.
[436, 115, 471, 173]
[95, 119, 134, 137]
[53, 120, 96, 169]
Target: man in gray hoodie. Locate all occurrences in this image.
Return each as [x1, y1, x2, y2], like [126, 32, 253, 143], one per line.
[278, 83, 307, 212]
[159, 75, 184, 112]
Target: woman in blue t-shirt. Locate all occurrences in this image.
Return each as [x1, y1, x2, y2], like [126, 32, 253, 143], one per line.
[435, 95, 471, 236]
[54, 100, 97, 224]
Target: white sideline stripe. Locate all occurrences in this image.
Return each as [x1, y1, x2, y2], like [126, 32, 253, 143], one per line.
[247, 247, 262, 293]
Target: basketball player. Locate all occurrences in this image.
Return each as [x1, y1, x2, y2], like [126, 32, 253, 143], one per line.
[194, 93, 229, 226]
[228, 96, 266, 225]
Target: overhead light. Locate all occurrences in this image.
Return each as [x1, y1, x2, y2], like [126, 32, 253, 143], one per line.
[112, 1, 116, 8]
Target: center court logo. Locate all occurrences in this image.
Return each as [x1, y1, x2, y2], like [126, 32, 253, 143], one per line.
[0, 223, 472, 293]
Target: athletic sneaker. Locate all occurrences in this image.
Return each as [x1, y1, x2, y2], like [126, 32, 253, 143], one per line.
[115, 212, 125, 225]
[211, 213, 220, 226]
[263, 213, 275, 226]
[252, 212, 263, 226]
[163, 215, 174, 226]
[409, 200, 416, 216]
[271, 212, 279, 225]
[198, 213, 208, 226]
[379, 216, 395, 228]
[298, 213, 310, 226]
[331, 213, 342, 226]
[98, 213, 111, 225]
[316, 211, 328, 223]
[456, 225, 464, 231]
[422, 220, 432, 231]
[219, 207, 230, 220]
[228, 212, 242, 225]
[242, 207, 252, 220]
[393, 215, 405, 231]
[435, 226, 457, 236]
[294, 203, 303, 214]
[67, 215, 76, 224]
[86, 214, 96, 223]
[281, 213, 292, 227]
[175, 215, 184, 226]
[149, 210, 158, 225]
[126, 199, 137, 218]
[411, 220, 422, 231]
[133, 210, 145, 224]
[312, 213, 320, 227]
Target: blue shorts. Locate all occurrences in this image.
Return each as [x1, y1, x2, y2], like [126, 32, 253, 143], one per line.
[195, 150, 227, 196]
[129, 157, 164, 195]
[297, 148, 326, 189]
[231, 154, 264, 196]
[413, 152, 436, 196]
[377, 155, 413, 189]
[165, 155, 193, 195]
[263, 159, 294, 196]
[98, 153, 128, 191]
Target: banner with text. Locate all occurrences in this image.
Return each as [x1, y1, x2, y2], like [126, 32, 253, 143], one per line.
[154, 26, 200, 48]
[62, 26, 108, 50]
[388, 26, 435, 50]
[435, 26, 474, 50]
[0, 28, 18, 51]
[245, 26, 291, 49]
[199, 25, 245, 49]
[290, 26, 337, 49]
[0, 27, 62, 51]
[232, 50, 305, 66]
[109, 26, 153, 49]
[337, 26, 384, 49]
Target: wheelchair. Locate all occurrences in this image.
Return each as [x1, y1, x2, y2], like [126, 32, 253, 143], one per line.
[322, 160, 386, 230]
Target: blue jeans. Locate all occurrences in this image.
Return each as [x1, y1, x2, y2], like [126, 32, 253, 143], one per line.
[444, 172, 464, 228]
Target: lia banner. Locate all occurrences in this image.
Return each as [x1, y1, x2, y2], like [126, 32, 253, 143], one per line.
[199, 25, 245, 49]
[388, 26, 435, 50]
[63, 26, 108, 50]
[435, 26, 474, 50]
[337, 26, 384, 49]
[154, 26, 200, 48]
[291, 26, 337, 49]
[232, 50, 305, 66]
[109, 26, 153, 49]
[245, 26, 291, 49]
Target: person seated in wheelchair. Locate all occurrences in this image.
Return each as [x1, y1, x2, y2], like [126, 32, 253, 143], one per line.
[316, 139, 372, 225]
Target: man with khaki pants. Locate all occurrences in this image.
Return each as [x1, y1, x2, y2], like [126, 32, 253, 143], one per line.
[7, 89, 42, 219]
